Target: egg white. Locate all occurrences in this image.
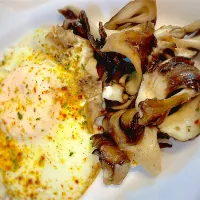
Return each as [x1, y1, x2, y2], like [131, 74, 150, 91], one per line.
[0, 28, 100, 200]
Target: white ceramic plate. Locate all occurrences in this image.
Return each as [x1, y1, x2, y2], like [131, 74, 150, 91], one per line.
[0, 0, 200, 200]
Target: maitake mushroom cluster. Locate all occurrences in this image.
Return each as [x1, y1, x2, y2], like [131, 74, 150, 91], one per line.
[59, 0, 200, 185]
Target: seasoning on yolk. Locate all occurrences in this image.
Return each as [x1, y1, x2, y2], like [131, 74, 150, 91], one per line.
[78, 95, 83, 99]
[61, 86, 67, 91]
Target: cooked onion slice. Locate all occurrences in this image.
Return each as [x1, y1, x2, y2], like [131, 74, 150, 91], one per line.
[104, 0, 157, 30]
[159, 95, 200, 141]
[91, 134, 130, 185]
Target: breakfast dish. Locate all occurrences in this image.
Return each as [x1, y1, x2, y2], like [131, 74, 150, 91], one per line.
[0, 0, 199, 199]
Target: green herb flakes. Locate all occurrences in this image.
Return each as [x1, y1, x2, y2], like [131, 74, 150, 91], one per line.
[81, 64, 85, 70]
[82, 121, 87, 126]
[17, 112, 23, 120]
[62, 103, 67, 108]
[64, 64, 70, 70]
[69, 151, 74, 157]
[195, 107, 200, 113]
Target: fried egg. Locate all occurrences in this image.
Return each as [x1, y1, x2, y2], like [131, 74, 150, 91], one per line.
[0, 27, 100, 200]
